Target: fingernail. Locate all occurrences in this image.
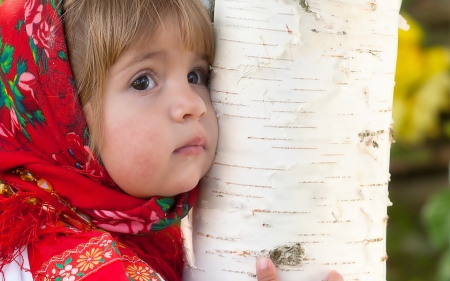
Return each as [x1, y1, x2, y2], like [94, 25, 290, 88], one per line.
[257, 258, 270, 271]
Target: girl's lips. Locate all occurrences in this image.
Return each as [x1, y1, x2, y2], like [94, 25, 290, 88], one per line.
[174, 135, 207, 155]
[174, 145, 205, 155]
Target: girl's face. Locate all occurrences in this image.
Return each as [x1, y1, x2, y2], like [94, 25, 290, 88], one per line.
[85, 21, 218, 198]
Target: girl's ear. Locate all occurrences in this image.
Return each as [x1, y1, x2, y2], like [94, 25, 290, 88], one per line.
[82, 102, 101, 155]
[83, 102, 94, 126]
[83, 102, 97, 143]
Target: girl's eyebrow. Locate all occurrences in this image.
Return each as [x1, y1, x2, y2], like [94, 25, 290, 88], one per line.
[118, 51, 166, 74]
[200, 55, 209, 64]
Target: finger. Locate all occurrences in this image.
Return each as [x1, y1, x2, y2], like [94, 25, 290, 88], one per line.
[328, 270, 344, 281]
[256, 257, 278, 281]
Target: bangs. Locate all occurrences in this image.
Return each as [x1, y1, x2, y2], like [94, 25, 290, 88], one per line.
[133, 0, 215, 64]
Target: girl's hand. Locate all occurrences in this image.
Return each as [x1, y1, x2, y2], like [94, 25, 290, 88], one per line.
[256, 258, 344, 281]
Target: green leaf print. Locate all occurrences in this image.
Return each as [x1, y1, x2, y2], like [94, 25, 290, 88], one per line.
[56, 263, 64, 269]
[15, 20, 24, 32]
[10, 82, 25, 113]
[34, 110, 45, 125]
[21, 126, 31, 141]
[16, 59, 27, 75]
[55, 277, 62, 281]
[111, 242, 121, 255]
[51, 0, 64, 15]
[0, 79, 6, 108]
[40, 48, 48, 73]
[151, 215, 179, 231]
[156, 198, 174, 212]
[26, 113, 35, 127]
[0, 33, 47, 140]
[3, 94, 11, 109]
[58, 51, 67, 60]
[76, 272, 85, 277]
[0, 44, 14, 74]
[64, 257, 72, 266]
[29, 37, 38, 66]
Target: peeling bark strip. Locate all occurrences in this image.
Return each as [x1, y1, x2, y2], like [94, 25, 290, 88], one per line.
[184, 0, 401, 280]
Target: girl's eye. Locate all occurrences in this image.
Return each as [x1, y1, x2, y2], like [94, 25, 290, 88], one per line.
[131, 75, 156, 91]
[187, 71, 202, 84]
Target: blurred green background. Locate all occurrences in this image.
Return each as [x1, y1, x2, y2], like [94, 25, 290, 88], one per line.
[0, 0, 449, 280]
[388, 0, 449, 281]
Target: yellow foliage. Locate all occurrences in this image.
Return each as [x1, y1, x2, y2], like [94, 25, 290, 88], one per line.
[393, 14, 450, 145]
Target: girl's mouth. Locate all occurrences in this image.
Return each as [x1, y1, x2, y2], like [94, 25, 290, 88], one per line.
[174, 145, 205, 155]
[174, 136, 206, 155]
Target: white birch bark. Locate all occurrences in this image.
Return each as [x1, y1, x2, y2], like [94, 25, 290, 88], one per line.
[184, 1, 403, 280]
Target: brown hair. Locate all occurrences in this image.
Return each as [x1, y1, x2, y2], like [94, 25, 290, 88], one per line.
[63, 0, 214, 152]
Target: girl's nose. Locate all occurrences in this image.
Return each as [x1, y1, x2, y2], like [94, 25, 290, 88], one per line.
[170, 84, 207, 122]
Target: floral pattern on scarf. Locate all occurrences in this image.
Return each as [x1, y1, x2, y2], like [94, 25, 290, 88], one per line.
[0, 0, 198, 280]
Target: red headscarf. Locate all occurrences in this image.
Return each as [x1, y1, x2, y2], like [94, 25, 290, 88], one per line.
[0, 0, 198, 280]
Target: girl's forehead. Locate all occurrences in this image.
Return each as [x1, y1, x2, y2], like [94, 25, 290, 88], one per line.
[112, 26, 209, 77]
[133, 17, 214, 63]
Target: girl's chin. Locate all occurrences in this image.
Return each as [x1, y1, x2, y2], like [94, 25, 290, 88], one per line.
[153, 181, 200, 198]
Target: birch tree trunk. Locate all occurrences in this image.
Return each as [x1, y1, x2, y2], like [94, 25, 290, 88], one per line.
[184, 1, 403, 280]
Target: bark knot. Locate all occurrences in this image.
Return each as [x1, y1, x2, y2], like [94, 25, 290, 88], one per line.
[263, 243, 306, 267]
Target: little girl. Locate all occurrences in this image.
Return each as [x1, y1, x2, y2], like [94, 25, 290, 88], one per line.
[0, 0, 217, 280]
